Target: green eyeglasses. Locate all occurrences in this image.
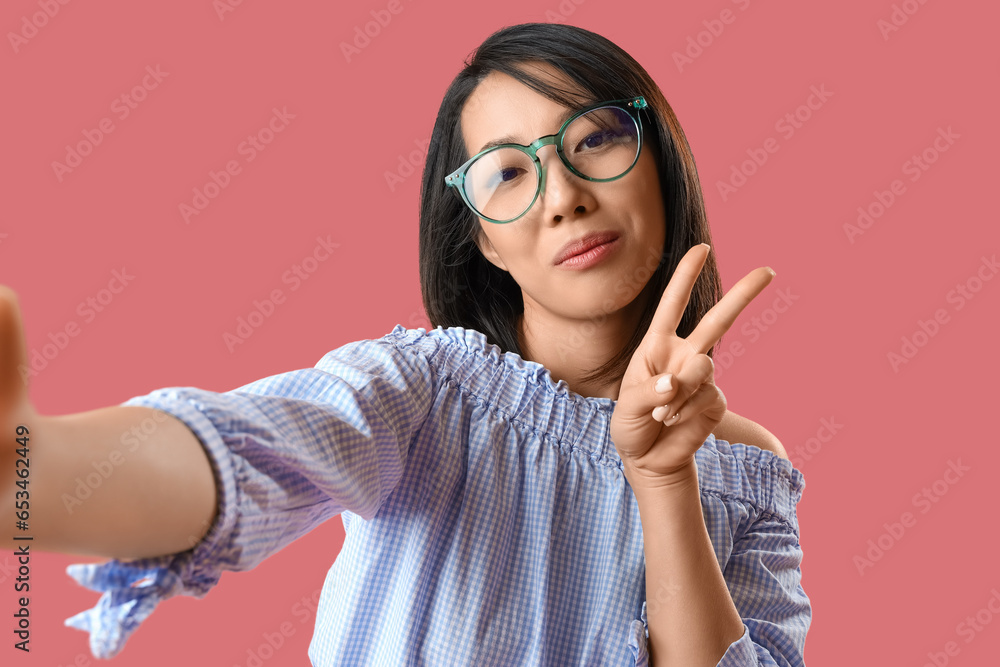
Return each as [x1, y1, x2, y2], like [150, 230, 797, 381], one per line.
[445, 96, 648, 224]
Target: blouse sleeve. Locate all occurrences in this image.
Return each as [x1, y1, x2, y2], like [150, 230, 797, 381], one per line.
[626, 441, 810, 666]
[64, 330, 437, 659]
[713, 507, 811, 666]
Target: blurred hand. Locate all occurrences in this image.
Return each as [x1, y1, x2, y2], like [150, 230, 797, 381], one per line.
[0, 286, 38, 470]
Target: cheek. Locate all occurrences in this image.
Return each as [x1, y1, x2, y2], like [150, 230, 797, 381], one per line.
[476, 223, 502, 256]
[477, 225, 535, 272]
[636, 158, 663, 208]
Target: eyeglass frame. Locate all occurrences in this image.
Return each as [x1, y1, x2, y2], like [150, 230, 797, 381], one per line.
[444, 96, 649, 224]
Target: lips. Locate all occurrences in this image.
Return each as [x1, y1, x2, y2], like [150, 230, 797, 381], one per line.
[554, 231, 621, 265]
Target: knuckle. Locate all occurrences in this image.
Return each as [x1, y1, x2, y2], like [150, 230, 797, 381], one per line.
[716, 385, 726, 405]
[700, 354, 715, 375]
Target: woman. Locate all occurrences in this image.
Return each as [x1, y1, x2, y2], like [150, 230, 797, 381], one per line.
[0, 23, 808, 666]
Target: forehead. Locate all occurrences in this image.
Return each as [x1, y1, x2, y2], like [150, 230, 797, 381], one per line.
[460, 65, 589, 155]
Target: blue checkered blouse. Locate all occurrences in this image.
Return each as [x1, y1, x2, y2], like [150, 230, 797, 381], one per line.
[64, 324, 810, 665]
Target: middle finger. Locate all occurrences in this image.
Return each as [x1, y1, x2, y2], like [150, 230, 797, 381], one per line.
[685, 266, 775, 355]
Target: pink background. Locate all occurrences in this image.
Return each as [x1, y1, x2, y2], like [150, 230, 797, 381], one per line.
[2, 0, 998, 665]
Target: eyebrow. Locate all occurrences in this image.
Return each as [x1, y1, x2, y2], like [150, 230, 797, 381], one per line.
[475, 107, 577, 154]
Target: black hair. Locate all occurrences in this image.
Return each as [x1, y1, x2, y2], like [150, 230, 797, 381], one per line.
[418, 22, 721, 388]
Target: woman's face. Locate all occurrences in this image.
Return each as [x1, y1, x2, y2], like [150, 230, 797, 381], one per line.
[462, 65, 667, 324]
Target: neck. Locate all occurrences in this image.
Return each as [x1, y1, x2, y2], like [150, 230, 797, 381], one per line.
[517, 289, 650, 401]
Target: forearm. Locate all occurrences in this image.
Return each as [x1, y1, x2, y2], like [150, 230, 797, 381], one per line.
[2, 405, 217, 560]
[632, 461, 744, 667]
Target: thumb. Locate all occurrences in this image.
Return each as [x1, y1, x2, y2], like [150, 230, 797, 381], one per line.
[618, 371, 678, 423]
[647, 372, 679, 421]
[611, 371, 678, 462]
[0, 285, 32, 411]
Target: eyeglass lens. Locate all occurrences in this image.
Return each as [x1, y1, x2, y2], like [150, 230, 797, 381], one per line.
[464, 106, 639, 222]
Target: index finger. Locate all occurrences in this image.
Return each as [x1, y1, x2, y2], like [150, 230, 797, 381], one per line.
[646, 244, 711, 338]
[685, 266, 776, 355]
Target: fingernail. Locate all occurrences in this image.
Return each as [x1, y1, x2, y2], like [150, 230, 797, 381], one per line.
[652, 405, 669, 421]
[655, 374, 672, 393]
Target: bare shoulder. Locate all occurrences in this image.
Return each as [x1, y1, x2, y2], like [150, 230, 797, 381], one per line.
[713, 410, 789, 460]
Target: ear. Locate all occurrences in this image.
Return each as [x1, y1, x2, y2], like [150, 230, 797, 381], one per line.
[475, 229, 508, 272]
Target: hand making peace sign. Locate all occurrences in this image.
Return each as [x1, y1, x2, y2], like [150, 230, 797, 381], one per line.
[611, 244, 776, 487]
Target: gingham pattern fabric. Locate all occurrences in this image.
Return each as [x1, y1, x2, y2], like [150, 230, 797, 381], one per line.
[65, 324, 810, 665]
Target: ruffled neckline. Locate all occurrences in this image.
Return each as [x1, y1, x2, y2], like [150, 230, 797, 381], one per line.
[388, 323, 805, 499]
[391, 323, 618, 410]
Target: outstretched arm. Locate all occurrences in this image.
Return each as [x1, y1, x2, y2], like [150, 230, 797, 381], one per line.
[1, 287, 217, 559]
[2, 285, 440, 659]
[4, 406, 218, 560]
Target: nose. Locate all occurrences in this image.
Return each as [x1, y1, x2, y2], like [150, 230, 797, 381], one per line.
[535, 146, 595, 223]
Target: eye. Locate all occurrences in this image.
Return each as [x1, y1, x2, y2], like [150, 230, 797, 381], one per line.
[576, 126, 630, 152]
[487, 166, 527, 189]
[500, 167, 521, 182]
[583, 132, 608, 149]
